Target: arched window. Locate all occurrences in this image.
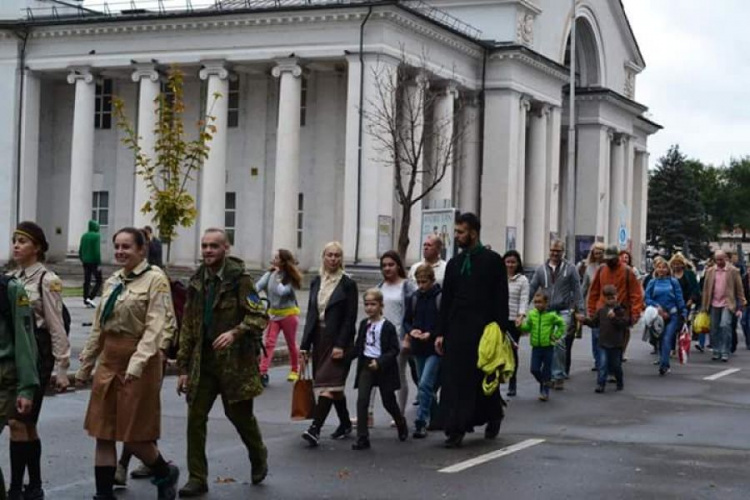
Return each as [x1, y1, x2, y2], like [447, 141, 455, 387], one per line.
[563, 17, 602, 87]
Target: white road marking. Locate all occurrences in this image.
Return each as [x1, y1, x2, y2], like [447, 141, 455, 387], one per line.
[703, 368, 741, 381]
[438, 438, 545, 473]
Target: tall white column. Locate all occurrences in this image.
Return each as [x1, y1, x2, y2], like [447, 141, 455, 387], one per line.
[430, 82, 458, 208]
[631, 150, 649, 268]
[198, 61, 229, 235]
[404, 72, 429, 263]
[19, 71, 41, 221]
[515, 97, 531, 256]
[459, 94, 481, 215]
[271, 58, 302, 252]
[342, 55, 362, 262]
[66, 67, 96, 255]
[524, 104, 549, 268]
[546, 106, 562, 241]
[131, 64, 160, 228]
[575, 125, 611, 242]
[609, 133, 626, 246]
[623, 137, 635, 244]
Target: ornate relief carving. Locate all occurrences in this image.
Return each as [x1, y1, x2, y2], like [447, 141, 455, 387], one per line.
[66, 67, 94, 85]
[624, 70, 635, 98]
[516, 11, 535, 46]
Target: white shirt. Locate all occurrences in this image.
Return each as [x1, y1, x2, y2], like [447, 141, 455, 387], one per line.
[408, 259, 447, 286]
[364, 319, 385, 359]
[381, 281, 404, 338]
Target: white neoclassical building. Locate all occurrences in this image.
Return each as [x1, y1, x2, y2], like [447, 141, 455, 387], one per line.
[0, 0, 659, 270]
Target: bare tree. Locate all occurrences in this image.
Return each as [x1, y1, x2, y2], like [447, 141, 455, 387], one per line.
[363, 53, 464, 259]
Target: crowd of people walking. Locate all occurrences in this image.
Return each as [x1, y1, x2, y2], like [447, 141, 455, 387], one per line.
[0, 214, 748, 499]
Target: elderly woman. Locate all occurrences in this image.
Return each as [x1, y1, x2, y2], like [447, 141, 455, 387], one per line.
[645, 257, 687, 376]
[300, 242, 358, 447]
[76, 227, 178, 500]
[8, 221, 71, 500]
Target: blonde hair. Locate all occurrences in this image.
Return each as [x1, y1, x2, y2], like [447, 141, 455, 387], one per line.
[669, 252, 694, 271]
[587, 242, 606, 264]
[319, 241, 345, 275]
[653, 256, 671, 276]
[363, 288, 383, 304]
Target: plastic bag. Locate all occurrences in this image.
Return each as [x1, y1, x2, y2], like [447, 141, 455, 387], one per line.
[694, 311, 711, 334]
[678, 324, 691, 364]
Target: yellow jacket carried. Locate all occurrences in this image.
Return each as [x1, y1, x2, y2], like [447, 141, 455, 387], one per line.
[477, 322, 516, 396]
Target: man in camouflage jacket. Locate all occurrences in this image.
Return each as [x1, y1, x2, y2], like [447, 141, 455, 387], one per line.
[176, 229, 269, 497]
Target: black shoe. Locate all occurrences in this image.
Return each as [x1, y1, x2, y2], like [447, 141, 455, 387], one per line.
[444, 433, 464, 448]
[330, 423, 353, 440]
[507, 388, 516, 397]
[590, 366, 598, 372]
[260, 374, 269, 388]
[413, 422, 427, 439]
[694, 344, 704, 353]
[251, 447, 268, 485]
[351, 438, 371, 450]
[658, 367, 670, 376]
[595, 385, 605, 393]
[396, 417, 408, 441]
[302, 426, 320, 447]
[8, 488, 23, 500]
[484, 419, 501, 439]
[616, 384, 624, 391]
[22, 485, 44, 500]
[152, 464, 179, 500]
[177, 480, 208, 497]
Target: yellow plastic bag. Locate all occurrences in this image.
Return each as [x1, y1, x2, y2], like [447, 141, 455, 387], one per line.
[694, 311, 711, 334]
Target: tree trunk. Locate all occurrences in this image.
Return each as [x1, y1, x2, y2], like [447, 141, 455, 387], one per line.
[397, 206, 412, 261]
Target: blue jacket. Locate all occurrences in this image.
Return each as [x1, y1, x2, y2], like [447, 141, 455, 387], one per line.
[645, 277, 687, 318]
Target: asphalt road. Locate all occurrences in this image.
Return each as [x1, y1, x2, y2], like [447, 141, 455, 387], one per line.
[7, 301, 750, 499]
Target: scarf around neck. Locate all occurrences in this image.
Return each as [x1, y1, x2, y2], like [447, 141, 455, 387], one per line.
[460, 241, 485, 276]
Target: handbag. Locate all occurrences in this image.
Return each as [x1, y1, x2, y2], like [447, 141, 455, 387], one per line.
[290, 359, 315, 421]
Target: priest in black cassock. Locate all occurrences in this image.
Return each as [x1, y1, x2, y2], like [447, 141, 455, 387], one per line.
[435, 213, 509, 448]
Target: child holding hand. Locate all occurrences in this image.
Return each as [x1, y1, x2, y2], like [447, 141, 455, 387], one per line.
[584, 285, 630, 393]
[351, 289, 408, 450]
[520, 291, 566, 401]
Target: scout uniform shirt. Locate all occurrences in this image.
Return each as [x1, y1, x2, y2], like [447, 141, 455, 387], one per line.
[0, 279, 40, 406]
[77, 260, 176, 381]
[10, 263, 71, 380]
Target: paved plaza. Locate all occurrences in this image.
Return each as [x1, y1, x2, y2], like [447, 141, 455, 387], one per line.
[2, 298, 749, 499]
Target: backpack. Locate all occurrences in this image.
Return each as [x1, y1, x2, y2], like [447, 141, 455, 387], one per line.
[39, 272, 71, 336]
[0, 276, 15, 329]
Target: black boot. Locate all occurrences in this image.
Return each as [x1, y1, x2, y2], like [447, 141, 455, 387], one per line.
[351, 437, 371, 450]
[330, 398, 352, 439]
[444, 433, 464, 449]
[484, 419, 502, 439]
[94, 466, 116, 500]
[303, 396, 333, 447]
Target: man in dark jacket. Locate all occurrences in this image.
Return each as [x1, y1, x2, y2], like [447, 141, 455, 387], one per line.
[435, 213, 509, 448]
[78, 220, 102, 308]
[176, 228, 269, 497]
[144, 226, 164, 268]
[528, 240, 584, 389]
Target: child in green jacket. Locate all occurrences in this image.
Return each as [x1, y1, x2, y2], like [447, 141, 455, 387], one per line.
[520, 291, 566, 401]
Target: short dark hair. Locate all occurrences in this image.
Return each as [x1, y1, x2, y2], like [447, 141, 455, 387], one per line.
[144, 225, 153, 234]
[112, 227, 146, 248]
[456, 212, 481, 233]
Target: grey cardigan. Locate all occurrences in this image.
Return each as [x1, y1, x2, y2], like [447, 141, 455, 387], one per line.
[255, 270, 298, 311]
[528, 259, 584, 313]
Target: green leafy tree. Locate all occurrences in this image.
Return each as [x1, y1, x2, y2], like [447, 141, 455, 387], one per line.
[722, 157, 750, 239]
[114, 68, 219, 263]
[647, 145, 711, 258]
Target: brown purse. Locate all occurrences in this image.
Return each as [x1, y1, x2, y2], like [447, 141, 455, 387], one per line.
[290, 359, 315, 421]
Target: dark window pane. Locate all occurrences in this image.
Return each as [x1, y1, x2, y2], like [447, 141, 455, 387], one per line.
[228, 111, 239, 128]
[92, 210, 96, 220]
[103, 95, 112, 112]
[96, 83, 102, 95]
[94, 114, 101, 129]
[225, 212, 236, 228]
[297, 232, 302, 249]
[100, 192, 109, 206]
[228, 92, 239, 108]
[226, 229, 235, 246]
[95, 99, 101, 113]
[298, 193, 304, 210]
[225, 192, 236, 209]
[99, 210, 108, 226]
[104, 79, 113, 94]
[102, 114, 112, 129]
[297, 213, 303, 228]
[92, 192, 98, 205]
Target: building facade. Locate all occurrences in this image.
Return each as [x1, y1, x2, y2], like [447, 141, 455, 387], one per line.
[0, 0, 659, 270]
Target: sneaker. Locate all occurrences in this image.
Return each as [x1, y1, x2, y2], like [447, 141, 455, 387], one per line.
[711, 353, 720, 361]
[302, 426, 320, 447]
[330, 423, 353, 440]
[130, 462, 154, 479]
[608, 377, 617, 384]
[721, 354, 729, 362]
[658, 367, 670, 376]
[595, 385, 605, 393]
[85, 298, 98, 308]
[151, 463, 179, 500]
[694, 344, 704, 353]
[538, 393, 549, 402]
[286, 371, 299, 382]
[260, 374, 269, 388]
[177, 480, 208, 498]
[351, 437, 371, 450]
[413, 421, 427, 439]
[114, 463, 128, 486]
[23, 485, 45, 500]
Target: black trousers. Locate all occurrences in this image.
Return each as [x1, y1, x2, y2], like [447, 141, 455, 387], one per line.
[83, 263, 102, 301]
[564, 334, 575, 375]
[356, 366, 401, 439]
[507, 323, 521, 391]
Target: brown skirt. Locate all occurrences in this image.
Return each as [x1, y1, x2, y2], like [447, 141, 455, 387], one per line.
[312, 326, 351, 393]
[83, 332, 162, 442]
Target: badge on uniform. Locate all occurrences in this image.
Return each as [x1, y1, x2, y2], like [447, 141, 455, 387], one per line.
[49, 279, 63, 293]
[156, 281, 170, 294]
[17, 295, 30, 307]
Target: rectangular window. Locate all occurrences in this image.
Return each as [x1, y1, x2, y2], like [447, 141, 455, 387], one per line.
[92, 191, 109, 228]
[300, 76, 308, 127]
[297, 193, 304, 249]
[95, 79, 113, 130]
[228, 78, 240, 128]
[225, 192, 236, 245]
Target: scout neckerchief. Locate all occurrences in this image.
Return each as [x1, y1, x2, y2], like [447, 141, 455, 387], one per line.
[100, 261, 151, 325]
[460, 241, 485, 277]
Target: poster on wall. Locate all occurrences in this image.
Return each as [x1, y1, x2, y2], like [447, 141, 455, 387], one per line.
[421, 208, 456, 260]
[575, 235, 595, 265]
[377, 215, 393, 257]
[506, 226, 517, 252]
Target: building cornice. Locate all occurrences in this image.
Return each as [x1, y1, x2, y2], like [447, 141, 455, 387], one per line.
[488, 44, 569, 82]
[572, 86, 648, 115]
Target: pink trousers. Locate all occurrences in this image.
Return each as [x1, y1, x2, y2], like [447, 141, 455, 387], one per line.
[260, 315, 300, 375]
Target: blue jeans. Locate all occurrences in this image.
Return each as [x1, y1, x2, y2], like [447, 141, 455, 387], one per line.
[742, 306, 750, 349]
[596, 347, 623, 387]
[710, 307, 733, 357]
[551, 311, 571, 380]
[530, 346, 554, 393]
[590, 328, 600, 369]
[658, 314, 680, 370]
[414, 355, 441, 425]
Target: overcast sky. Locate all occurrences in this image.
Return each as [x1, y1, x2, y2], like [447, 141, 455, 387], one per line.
[81, 0, 742, 168]
[624, 0, 748, 168]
